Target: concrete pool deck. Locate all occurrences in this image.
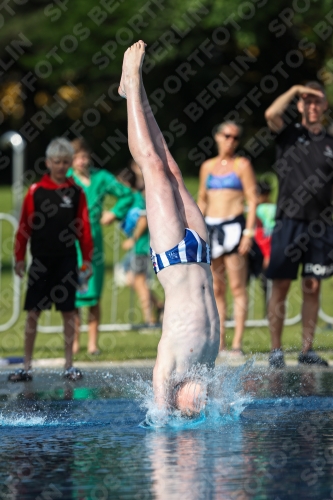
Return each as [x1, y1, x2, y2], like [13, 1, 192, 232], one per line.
[1, 354, 333, 370]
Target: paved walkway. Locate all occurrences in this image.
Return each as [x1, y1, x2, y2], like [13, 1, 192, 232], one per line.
[1, 355, 333, 370]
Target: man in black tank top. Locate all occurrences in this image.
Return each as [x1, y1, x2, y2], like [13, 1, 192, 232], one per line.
[265, 82, 333, 368]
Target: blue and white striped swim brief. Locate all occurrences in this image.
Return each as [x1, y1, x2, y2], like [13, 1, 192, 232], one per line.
[150, 228, 211, 274]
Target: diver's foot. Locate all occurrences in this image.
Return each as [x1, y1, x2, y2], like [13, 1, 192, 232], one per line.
[119, 40, 146, 98]
[118, 61, 127, 99]
[298, 350, 329, 367]
[118, 85, 127, 99]
[125, 40, 146, 75]
[118, 48, 129, 99]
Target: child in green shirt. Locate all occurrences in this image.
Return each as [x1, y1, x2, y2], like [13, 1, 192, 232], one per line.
[68, 139, 134, 354]
[118, 162, 163, 324]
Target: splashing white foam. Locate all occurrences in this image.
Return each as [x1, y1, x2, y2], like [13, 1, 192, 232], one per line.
[134, 360, 254, 429]
[0, 413, 47, 427]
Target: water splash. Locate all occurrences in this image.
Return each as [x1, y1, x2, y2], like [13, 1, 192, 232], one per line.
[134, 360, 254, 430]
[0, 413, 47, 427]
[0, 413, 109, 428]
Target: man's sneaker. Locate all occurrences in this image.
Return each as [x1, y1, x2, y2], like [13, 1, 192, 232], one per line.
[298, 350, 329, 367]
[64, 367, 83, 381]
[269, 348, 285, 369]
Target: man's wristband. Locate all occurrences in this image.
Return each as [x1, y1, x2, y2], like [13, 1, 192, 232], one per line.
[242, 228, 255, 238]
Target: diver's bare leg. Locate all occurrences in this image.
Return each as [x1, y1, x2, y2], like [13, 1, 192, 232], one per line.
[120, 45, 207, 242]
[121, 41, 184, 254]
[139, 87, 208, 242]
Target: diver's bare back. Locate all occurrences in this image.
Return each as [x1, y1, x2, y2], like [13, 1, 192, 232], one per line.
[157, 262, 220, 372]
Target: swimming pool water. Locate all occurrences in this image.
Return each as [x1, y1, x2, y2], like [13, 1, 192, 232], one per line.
[1, 366, 333, 500]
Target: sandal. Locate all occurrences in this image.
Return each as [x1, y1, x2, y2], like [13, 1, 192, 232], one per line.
[64, 367, 83, 381]
[8, 369, 32, 382]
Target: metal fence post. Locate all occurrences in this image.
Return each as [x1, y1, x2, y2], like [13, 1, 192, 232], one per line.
[0, 132, 26, 220]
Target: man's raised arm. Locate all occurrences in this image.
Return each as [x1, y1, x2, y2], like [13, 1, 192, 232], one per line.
[264, 85, 324, 133]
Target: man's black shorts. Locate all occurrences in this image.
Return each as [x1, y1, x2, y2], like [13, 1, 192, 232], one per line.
[24, 255, 78, 311]
[266, 218, 333, 280]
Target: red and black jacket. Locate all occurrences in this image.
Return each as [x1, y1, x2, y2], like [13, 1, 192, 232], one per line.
[15, 174, 93, 262]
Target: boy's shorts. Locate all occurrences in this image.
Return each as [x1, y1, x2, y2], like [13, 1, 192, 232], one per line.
[266, 218, 333, 280]
[24, 255, 78, 311]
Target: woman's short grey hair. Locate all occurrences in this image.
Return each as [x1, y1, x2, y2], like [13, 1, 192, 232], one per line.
[216, 121, 243, 137]
[46, 137, 74, 159]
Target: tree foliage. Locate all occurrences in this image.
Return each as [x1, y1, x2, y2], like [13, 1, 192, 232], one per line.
[0, 0, 333, 183]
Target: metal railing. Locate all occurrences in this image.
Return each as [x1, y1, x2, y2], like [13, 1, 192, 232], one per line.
[0, 213, 21, 332]
[1, 212, 332, 333]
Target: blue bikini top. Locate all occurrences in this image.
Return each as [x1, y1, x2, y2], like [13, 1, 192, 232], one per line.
[206, 171, 243, 191]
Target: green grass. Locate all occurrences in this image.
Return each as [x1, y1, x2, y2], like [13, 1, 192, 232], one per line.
[0, 327, 161, 362]
[1, 182, 333, 361]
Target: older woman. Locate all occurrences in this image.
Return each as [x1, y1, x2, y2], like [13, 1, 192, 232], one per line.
[197, 122, 257, 357]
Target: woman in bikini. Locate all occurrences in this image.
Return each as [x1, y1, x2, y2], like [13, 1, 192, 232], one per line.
[197, 122, 257, 358]
[119, 41, 220, 416]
